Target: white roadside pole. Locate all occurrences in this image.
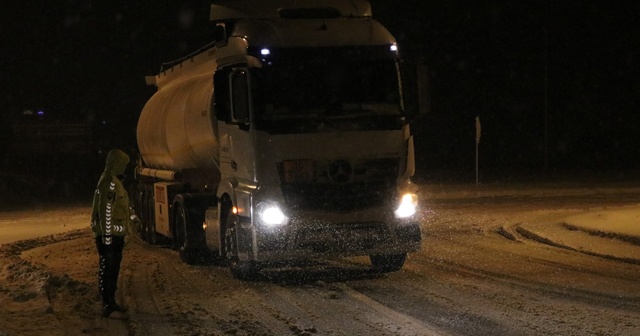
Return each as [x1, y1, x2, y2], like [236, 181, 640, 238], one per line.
[475, 116, 481, 186]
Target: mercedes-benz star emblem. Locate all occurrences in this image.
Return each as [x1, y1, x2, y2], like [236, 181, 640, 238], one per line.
[328, 159, 352, 184]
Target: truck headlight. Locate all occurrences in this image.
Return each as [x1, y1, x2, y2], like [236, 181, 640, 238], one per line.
[394, 193, 418, 219]
[259, 203, 287, 226]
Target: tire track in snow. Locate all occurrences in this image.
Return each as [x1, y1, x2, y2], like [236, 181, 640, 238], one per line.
[130, 240, 294, 335]
[334, 283, 447, 336]
[123, 239, 173, 335]
[411, 233, 640, 312]
[248, 276, 446, 336]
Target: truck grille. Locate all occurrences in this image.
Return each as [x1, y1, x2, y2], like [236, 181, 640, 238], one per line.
[279, 158, 399, 212]
[282, 181, 393, 211]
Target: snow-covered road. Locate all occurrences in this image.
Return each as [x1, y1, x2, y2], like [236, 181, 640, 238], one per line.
[0, 205, 89, 245]
[1, 185, 640, 335]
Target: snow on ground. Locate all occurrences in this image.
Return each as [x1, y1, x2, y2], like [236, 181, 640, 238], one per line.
[424, 182, 640, 265]
[424, 181, 640, 243]
[511, 205, 640, 265]
[0, 182, 639, 335]
[564, 206, 640, 237]
[0, 206, 90, 245]
[0, 229, 98, 335]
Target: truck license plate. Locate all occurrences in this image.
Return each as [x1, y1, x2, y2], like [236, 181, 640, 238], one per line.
[283, 160, 314, 183]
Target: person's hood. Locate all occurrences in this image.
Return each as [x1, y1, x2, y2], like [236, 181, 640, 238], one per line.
[104, 149, 130, 176]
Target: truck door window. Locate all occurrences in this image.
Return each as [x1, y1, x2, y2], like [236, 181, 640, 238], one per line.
[213, 70, 230, 123]
[230, 69, 250, 126]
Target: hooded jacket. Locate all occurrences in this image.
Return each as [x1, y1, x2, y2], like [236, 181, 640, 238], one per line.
[91, 149, 132, 244]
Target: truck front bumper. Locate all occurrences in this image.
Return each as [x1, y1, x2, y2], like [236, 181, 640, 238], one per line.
[238, 207, 422, 263]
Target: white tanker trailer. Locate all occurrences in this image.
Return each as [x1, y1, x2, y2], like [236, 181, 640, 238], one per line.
[134, 0, 425, 279]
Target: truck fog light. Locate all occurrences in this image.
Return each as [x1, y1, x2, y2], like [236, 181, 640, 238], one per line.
[394, 193, 418, 218]
[260, 205, 287, 226]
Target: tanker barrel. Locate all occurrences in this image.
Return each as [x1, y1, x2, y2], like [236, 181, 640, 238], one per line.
[137, 73, 219, 172]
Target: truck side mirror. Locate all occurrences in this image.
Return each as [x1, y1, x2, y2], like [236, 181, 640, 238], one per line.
[400, 60, 430, 119]
[214, 24, 228, 47]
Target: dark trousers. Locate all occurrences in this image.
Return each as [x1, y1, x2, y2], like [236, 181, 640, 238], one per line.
[95, 235, 125, 306]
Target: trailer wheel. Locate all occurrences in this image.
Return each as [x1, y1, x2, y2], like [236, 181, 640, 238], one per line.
[137, 185, 151, 242]
[175, 204, 200, 265]
[143, 186, 157, 245]
[370, 254, 407, 273]
[134, 184, 146, 239]
[144, 222, 157, 244]
[222, 203, 258, 280]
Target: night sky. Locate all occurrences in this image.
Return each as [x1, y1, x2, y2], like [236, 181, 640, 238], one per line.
[1, 1, 639, 183]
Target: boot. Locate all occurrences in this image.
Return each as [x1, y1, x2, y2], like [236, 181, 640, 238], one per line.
[111, 300, 128, 313]
[101, 288, 117, 317]
[99, 285, 114, 317]
[103, 295, 127, 317]
[102, 303, 117, 317]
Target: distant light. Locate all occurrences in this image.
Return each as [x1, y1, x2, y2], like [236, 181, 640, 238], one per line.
[390, 44, 398, 52]
[260, 48, 271, 56]
[37, 110, 45, 116]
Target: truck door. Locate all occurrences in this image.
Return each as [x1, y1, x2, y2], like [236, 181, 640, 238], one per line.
[215, 67, 256, 183]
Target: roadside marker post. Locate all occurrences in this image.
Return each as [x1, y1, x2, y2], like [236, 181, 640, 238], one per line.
[475, 116, 481, 186]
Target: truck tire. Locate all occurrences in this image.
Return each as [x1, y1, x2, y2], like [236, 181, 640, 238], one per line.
[143, 186, 157, 245]
[175, 204, 200, 265]
[370, 254, 407, 273]
[144, 221, 157, 245]
[222, 202, 258, 280]
[133, 184, 146, 239]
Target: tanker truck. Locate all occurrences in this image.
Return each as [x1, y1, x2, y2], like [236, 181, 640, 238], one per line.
[134, 0, 424, 279]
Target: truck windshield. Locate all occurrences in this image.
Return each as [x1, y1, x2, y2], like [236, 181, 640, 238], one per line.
[251, 47, 405, 134]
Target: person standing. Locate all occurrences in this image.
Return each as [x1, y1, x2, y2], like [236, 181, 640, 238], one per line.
[91, 149, 134, 317]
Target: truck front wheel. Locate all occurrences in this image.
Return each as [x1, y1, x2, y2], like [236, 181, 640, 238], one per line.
[222, 205, 258, 280]
[370, 254, 407, 273]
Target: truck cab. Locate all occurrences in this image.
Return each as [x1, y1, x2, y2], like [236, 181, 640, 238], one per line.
[135, 0, 423, 279]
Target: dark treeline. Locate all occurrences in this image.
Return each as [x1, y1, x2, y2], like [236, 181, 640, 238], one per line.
[2, 1, 639, 184]
[371, 1, 640, 180]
